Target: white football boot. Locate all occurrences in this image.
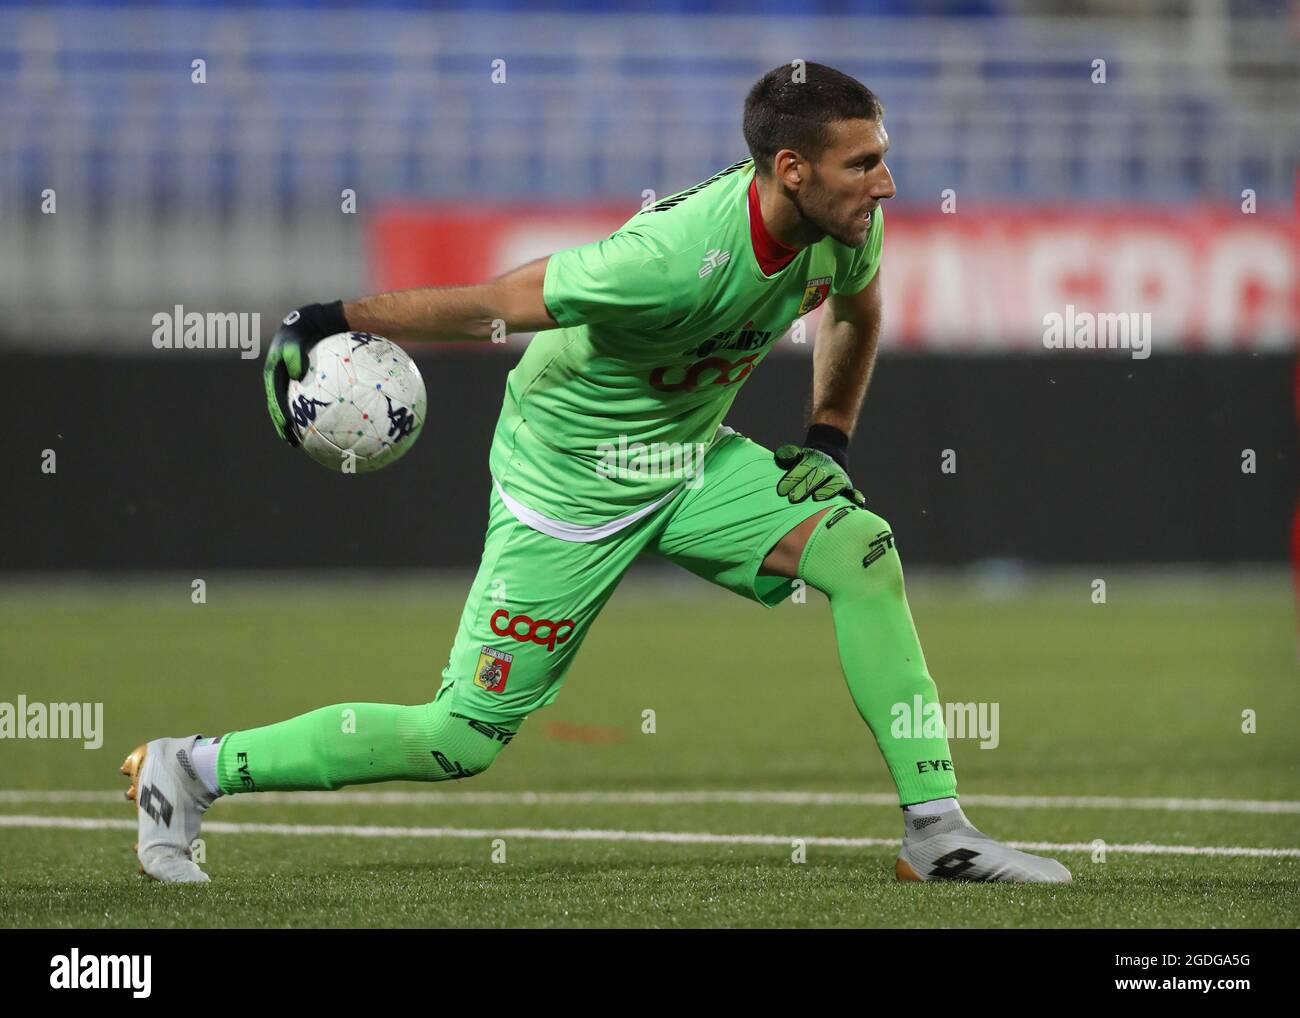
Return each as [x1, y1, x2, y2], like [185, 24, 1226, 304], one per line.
[120, 735, 216, 883]
[895, 806, 1072, 883]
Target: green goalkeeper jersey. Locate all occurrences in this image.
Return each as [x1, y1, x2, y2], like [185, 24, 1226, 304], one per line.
[488, 158, 884, 537]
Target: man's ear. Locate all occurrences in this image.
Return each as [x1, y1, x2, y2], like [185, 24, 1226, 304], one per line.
[774, 149, 805, 190]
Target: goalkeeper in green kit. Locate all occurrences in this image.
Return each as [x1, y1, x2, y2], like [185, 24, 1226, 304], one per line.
[123, 62, 1070, 885]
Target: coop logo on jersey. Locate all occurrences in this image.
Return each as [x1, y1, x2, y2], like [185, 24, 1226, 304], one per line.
[475, 645, 514, 693]
[798, 276, 832, 315]
[490, 609, 576, 652]
[650, 318, 786, 392]
[649, 350, 765, 392]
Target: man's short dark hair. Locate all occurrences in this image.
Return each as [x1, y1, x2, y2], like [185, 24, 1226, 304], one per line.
[743, 62, 883, 174]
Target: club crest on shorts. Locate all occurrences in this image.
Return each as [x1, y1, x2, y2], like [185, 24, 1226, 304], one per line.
[798, 276, 832, 315]
[475, 645, 513, 693]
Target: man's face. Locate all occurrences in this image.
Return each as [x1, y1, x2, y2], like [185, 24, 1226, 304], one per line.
[791, 118, 895, 247]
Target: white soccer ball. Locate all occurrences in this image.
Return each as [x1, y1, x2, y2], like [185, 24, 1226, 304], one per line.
[286, 332, 426, 473]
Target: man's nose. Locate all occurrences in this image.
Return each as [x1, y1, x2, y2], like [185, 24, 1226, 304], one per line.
[872, 164, 896, 199]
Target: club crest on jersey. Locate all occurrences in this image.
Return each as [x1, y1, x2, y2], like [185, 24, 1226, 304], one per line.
[475, 646, 513, 694]
[798, 276, 832, 315]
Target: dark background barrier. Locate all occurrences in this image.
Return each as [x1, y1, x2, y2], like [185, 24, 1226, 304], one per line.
[1, 350, 1293, 571]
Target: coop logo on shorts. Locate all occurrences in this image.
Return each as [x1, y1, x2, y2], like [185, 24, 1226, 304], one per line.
[490, 609, 576, 652]
[475, 646, 514, 693]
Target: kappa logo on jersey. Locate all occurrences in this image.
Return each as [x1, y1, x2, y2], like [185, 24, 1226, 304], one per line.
[649, 350, 765, 393]
[474, 645, 514, 693]
[698, 248, 731, 278]
[489, 609, 576, 652]
[798, 276, 832, 315]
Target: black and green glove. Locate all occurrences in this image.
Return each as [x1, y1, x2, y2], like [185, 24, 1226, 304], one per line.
[774, 424, 866, 507]
[263, 300, 350, 445]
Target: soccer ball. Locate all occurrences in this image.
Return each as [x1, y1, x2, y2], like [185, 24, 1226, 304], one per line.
[286, 332, 426, 473]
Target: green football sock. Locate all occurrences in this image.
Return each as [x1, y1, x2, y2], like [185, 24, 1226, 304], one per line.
[215, 689, 522, 794]
[797, 506, 958, 807]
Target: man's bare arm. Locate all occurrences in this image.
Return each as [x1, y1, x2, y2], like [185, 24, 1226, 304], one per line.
[343, 257, 558, 343]
[809, 269, 883, 439]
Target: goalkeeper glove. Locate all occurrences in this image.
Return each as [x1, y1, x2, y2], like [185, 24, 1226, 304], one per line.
[774, 424, 867, 507]
[263, 300, 350, 445]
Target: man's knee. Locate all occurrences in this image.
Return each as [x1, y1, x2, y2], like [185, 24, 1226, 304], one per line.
[424, 707, 522, 781]
[798, 504, 904, 599]
[408, 702, 525, 780]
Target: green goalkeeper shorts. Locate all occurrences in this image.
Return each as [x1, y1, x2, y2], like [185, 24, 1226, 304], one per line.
[436, 428, 862, 721]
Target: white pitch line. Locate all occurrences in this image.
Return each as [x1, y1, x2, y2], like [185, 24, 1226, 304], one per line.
[1, 789, 1299, 814]
[1, 815, 1298, 859]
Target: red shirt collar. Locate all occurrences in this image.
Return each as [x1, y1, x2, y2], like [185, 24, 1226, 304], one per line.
[747, 174, 801, 276]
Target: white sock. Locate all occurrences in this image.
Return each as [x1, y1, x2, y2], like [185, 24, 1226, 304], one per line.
[903, 796, 959, 816]
[191, 736, 224, 798]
